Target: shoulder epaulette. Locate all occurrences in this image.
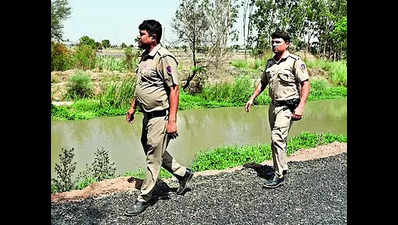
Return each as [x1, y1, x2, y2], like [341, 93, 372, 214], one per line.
[156, 46, 178, 65]
[288, 54, 300, 61]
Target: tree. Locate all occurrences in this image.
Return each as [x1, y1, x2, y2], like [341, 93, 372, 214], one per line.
[247, 0, 347, 59]
[172, 0, 210, 90]
[172, 0, 240, 90]
[101, 40, 111, 49]
[204, 0, 241, 70]
[51, 0, 71, 42]
[241, 0, 255, 58]
[79, 35, 97, 49]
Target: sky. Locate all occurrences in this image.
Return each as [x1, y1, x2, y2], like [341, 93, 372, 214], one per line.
[62, 0, 244, 46]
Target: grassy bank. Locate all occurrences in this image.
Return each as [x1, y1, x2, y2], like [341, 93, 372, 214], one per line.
[51, 77, 346, 121]
[51, 132, 347, 193]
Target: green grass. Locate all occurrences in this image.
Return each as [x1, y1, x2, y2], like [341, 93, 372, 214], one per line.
[191, 132, 347, 172]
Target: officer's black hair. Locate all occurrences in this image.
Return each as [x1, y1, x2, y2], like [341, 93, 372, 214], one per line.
[139, 20, 162, 43]
[271, 31, 291, 43]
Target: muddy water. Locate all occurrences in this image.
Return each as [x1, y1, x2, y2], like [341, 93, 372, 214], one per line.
[51, 98, 346, 178]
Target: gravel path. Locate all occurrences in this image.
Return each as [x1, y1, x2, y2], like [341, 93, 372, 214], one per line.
[51, 153, 347, 225]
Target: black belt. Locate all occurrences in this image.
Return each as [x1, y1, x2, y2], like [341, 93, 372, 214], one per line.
[272, 98, 300, 107]
[144, 109, 167, 119]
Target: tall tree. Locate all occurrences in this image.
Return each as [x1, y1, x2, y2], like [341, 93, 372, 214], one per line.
[51, 0, 71, 42]
[172, 0, 210, 90]
[204, 0, 240, 70]
[101, 40, 111, 49]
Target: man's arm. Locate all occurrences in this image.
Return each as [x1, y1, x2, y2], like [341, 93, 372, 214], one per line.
[167, 85, 179, 138]
[292, 80, 310, 119]
[126, 96, 137, 123]
[245, 80, 267, 112]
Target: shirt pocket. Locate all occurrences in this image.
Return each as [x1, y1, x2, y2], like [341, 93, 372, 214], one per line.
[277, 70, 295, 86]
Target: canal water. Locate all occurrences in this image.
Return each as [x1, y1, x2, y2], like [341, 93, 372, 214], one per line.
[51, 98, 347, 178]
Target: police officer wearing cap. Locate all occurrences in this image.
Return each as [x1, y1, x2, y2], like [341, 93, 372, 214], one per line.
[245, 31, 310, 189]
[125, 19, 194, 216]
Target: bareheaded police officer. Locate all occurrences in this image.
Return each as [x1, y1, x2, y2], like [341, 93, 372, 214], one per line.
[125, 19, 194, 216]
[245, 31, 310, 188]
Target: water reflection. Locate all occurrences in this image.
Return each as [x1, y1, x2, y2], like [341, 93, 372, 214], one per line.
[51, 98, 347, 178]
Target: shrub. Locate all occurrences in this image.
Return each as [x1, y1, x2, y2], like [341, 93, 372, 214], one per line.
[123, 47, 140, 72]
[91, 146, 117, 181]
[51, 42, 72, 71]
[74, 147, 117, 190]
[51, 147, 77, 192]
[72, 44, 97, 70]
[65, 71, 93, 100]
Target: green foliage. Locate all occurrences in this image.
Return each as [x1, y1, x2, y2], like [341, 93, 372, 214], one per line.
[95, 56, 127, 72]
[51, 147, 77, 193]
[248, 0, 347, 60]
[65, 71, 93, 100]
[201, 76, 256, 105]
[90, 147, 117, 181]
[79, 35, 97, 49]
[51, 41, 73, 71]
[192, 132, 347, 172]
[51, 0, 71, 41]
[72, 44, 97, 70]
[123, 47, 139, 72]
[72, 147, 116, 191]
[101, 39, 111, 49]
[98, 76, 137, 109]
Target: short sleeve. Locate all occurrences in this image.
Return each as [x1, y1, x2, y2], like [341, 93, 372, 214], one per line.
[159, 55, 179, 87]
[294, 59, 310, 83]
[260, 70, 268, 84]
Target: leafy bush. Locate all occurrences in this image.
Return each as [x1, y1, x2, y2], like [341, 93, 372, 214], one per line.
[66, 70, 93, 99]
[72, 44, 97, 70]
[51, 147, 77, 193]
[51, 42, 73, 71]
[91, 146, 117, 181]
[74, 147, 117, 190]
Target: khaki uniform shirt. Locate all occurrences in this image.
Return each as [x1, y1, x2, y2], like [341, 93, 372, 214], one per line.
[261, 52, 309, 101]
[135, 44, 179, 112]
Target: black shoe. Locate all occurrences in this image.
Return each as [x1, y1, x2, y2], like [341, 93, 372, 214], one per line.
[264, 173, 285, 189]
[176, 168, 194, 195]
[125, 200, 149, 216]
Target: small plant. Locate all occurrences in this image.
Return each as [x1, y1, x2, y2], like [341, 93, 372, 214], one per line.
[91, 146, 117, 181]
[73, 146, 117, 190]
[51, 147, 77, 193]
[66, 70, 93, 100]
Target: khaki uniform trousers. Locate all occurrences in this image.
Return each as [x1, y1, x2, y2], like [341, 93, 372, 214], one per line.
[138, 113, 187, 202]
[268, 103, 294, 176]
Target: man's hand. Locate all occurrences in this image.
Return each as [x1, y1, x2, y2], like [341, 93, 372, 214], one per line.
[292, 105, 304, 121]
[245, 99, 254, 112]
[126, 108, 136, 124]
[166, 120, 178, 139]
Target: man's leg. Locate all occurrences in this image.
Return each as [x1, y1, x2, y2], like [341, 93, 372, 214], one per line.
[162, 151, 194, 194]
[126, 116, 168, 216]
[265, 105, 292, 188]
[138, 116, 169, 202]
